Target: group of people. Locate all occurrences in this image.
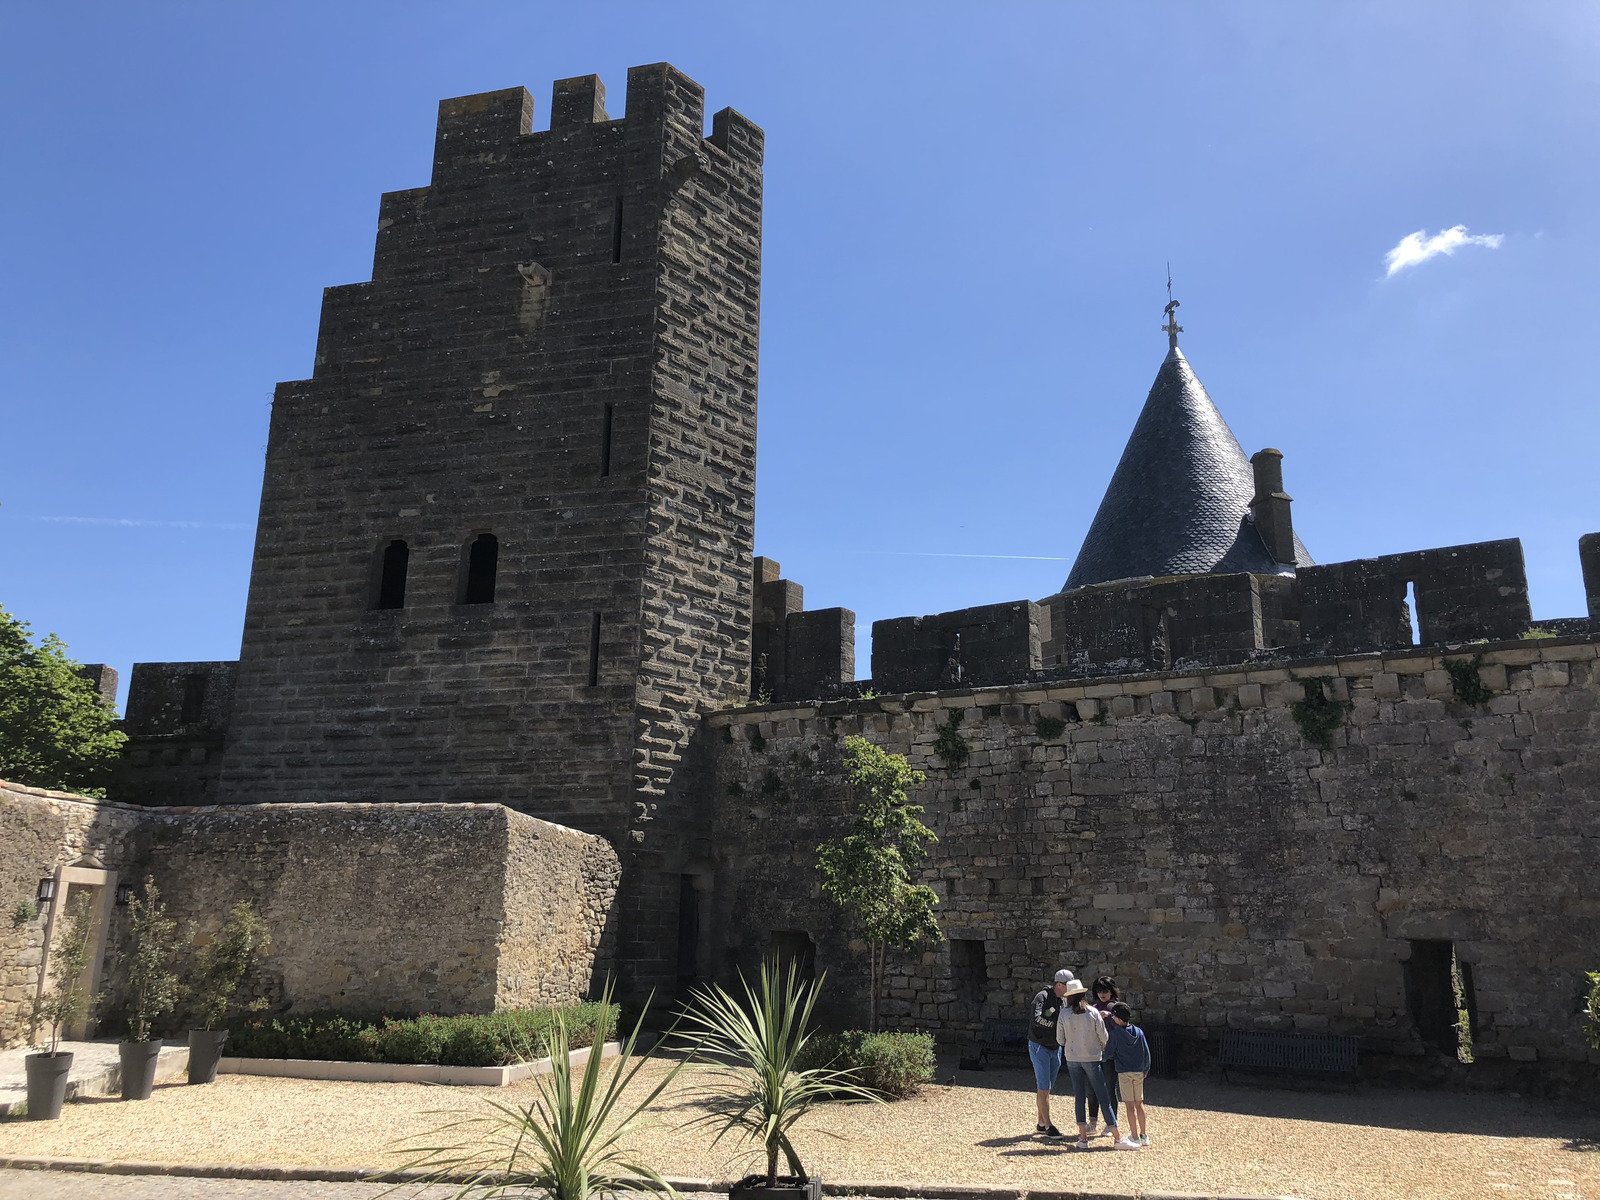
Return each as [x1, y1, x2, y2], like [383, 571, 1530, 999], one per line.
[1027, 969, 1152, 1151]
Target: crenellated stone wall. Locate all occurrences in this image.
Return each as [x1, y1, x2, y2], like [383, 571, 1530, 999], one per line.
[702, 635, 1600, 1080]
[0, 784, 619, 1048]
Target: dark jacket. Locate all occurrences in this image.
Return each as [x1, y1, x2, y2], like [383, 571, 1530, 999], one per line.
[1102, 1022, 1152, 1074]
[1029, 988, 1064, 1047]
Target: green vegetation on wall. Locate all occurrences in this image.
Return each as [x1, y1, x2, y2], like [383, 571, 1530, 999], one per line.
[933, 707, 971, 769]
[1444, 657, 1494, 706]
[1289, 677, 1352, 750]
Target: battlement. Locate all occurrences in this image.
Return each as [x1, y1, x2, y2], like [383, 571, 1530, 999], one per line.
[427, 65, 763, 189]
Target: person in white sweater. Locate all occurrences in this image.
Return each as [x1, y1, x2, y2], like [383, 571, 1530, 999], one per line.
[1055, 977, 1136, 1149]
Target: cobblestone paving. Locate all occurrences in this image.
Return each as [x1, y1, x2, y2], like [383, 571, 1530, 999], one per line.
[0, 1169, 460, 1200]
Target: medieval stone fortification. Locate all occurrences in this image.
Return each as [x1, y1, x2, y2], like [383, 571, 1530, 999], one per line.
[5, 64, 1597, 1086]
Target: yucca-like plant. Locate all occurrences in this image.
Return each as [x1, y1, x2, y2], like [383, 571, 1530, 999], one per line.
[397, 983, 684, 1200]
[681, 962, 881, 1189]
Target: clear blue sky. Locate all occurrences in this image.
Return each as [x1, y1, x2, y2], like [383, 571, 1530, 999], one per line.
[2, 2, 1596, 705]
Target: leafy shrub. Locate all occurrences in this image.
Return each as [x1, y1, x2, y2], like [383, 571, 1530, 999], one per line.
[227, 1002, 616, 1066]
[1584, 971, 1600, 1052]
[1034, 715, 1067, 740]
[1444, 657, 1493, 705]
[795, 1029, 936, 1099]
[933, 708, 970, 769]
[1290, 678, 1352, 749]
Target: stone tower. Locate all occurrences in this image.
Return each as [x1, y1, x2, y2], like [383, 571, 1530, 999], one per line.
[218, 65, 764, 996]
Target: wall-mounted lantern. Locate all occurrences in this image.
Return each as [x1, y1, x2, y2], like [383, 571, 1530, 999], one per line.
[36, 877, 56, 905]
[115, 880, 135, 906]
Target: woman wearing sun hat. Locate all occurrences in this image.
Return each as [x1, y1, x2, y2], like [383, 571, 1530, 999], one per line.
[1055, 974, 1129, 1149]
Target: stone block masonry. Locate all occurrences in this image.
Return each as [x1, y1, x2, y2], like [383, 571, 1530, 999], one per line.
[703, 635, 1600, 1078]
[0, 782, 619, 1048]
[208, 65, 763, 1000]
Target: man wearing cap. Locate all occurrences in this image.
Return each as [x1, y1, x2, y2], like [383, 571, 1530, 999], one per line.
[1026, 968, 1077, 1137]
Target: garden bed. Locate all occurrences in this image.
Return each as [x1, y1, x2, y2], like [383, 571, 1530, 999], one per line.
[224, 1002, 616, 1068]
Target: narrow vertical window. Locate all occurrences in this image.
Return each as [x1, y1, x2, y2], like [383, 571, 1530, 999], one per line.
[600, 404, 614, 477]
[376, 539, 409, 610]
[611, 196, 624, 263]
[463, 534, 498, 604]
[588, 611, 602, 686]
[1405, 580, 1422, 645]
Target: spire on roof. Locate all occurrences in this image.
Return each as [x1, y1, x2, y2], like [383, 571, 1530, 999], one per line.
[1061, 312, 1313, 591]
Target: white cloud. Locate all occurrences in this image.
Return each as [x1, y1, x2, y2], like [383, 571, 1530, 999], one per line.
[1384, 225, 1504, 277]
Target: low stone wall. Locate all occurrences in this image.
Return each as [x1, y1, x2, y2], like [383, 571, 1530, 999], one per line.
[704, 636, 1600, 1076]
[0, 784, 620, 1048]
[0, 786, 141, 1049]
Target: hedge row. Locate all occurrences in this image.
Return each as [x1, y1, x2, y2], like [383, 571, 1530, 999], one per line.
[795, 1029, 936, 1099]
[226, 1002, 617, 1067]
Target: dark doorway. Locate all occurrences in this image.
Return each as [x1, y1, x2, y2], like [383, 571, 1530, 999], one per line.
[462, 534, 498, 604]
[1404, 938, 1473, 1055]
[950, 938, 988, 1005]
[676, 875, 699, 989]
[375, 539, 409, 610]
[769, 930, 816, 983]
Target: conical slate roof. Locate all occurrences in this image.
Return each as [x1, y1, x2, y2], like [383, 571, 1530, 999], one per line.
[1063, 346, 1312, 591]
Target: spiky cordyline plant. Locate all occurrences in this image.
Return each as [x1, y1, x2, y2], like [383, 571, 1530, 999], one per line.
[681, 962, 881, 1189]
[396, 983, 684, 1200]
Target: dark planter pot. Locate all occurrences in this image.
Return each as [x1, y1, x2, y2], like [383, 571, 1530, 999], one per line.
[729, 1175, 810, 1200]
[187, 1028, 229, 1085]
[24, 1051, 73, 1120]
[119, 1039, 164, 1100]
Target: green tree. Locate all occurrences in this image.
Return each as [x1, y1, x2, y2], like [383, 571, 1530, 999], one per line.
[1584, 971, 1600, 1051]
[816, 737, 943, 1031]
[192, 900, 272, 1029]
[0, 603, 125, 796]
[32, 891, 98, 1053]
[123, 878, 182, 1043]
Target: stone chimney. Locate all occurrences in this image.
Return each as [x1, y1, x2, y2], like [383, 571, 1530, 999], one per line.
[1250, 448, 1296, 565]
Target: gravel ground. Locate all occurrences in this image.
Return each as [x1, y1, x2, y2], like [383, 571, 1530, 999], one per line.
[0, 1170, 460, 1200]
[0, 1059, 1595, 1200]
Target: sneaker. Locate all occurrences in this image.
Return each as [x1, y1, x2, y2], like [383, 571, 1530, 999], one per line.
[1138, 1134, 1150, 1147]
[1115, 1136, 1142, 1151]
[1038, 1124, 1063, 1138]
[1075, 1136, 1089, 1150]
[1084, 1123, 1100, 1137]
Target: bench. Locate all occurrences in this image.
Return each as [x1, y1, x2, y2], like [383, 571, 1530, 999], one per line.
[1218, 1029, 1359, 1082]
[957, 1018, 1031, 1070]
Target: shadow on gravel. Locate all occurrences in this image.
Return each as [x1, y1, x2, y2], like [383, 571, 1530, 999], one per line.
[941, 1060, 1599, 1141]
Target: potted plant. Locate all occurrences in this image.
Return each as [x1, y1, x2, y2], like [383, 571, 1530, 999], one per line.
[398, 980, 686, 1200]
[186, 899, 270, 1084]
[681, 962, 881, 1200]
[25, 892, 97, 1120]
[117, 877, 181, 1100]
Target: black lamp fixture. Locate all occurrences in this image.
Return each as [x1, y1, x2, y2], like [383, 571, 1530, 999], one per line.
[36, 877, 56, 905]
[115, 880, 135, 906]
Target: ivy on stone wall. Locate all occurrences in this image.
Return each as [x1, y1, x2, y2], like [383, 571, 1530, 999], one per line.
[1444, 657, 1493, 706]
[1289, 678, 1352, 750]
[933, 708, 971, 769]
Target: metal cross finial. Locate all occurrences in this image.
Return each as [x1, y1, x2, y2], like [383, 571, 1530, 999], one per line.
[1163, 264, 1183, 350]
[1162, 299, 1183, 351]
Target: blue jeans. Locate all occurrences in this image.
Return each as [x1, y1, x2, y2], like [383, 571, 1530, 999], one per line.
[1028, 1041, 1062, 1091]
[1065, 1060, 1117, 1129]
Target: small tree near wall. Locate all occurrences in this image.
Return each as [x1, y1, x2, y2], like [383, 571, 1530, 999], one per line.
[817, 737, 943, 1031]
[0, 603, 125, 796]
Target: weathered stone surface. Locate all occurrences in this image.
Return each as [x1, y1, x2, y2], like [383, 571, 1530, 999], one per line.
[703, 640, 1600, 1073]
[0, 782, 618, 1048]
